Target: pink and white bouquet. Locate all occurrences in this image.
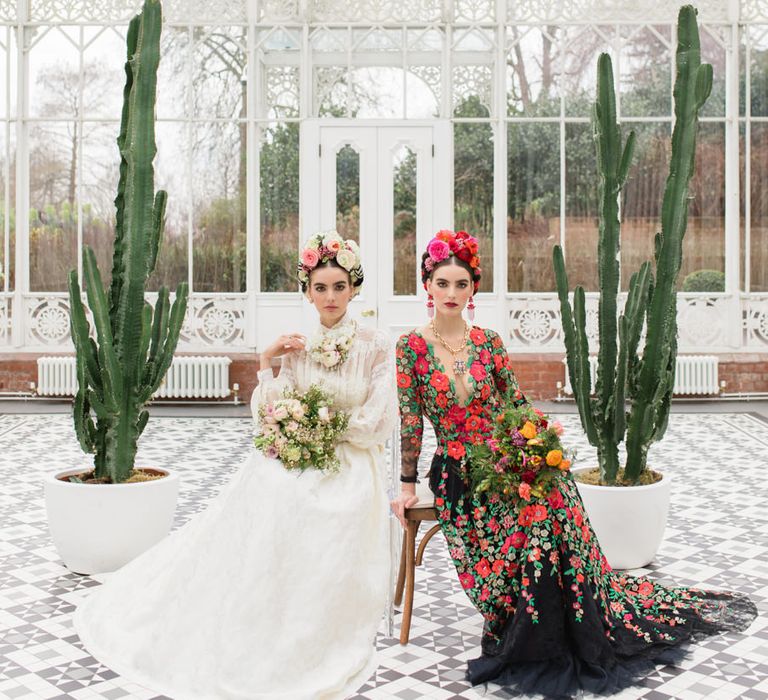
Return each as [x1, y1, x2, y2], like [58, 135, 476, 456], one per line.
[254, 385, 349, 473]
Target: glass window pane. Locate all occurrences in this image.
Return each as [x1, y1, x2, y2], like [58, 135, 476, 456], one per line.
[193, 27, 247, 119]
[699, 25, 727, 118]
[507, 122, 559, 292]
[81, 122, 120, 290]
[453, 65, 492, 117]
[192, 122, 246, 293]
[406, 67, 440, 119]
[82, 26, 125, 119]
[620, 25, 671, 118]
[393, 145, 417, 296]
[147, 122, 189, 292]
[454, 122, 494, 290]
[620, 122, 670, 291]
[562, 27, 614, 118]
[683, 121, 725, 288]
[507, 26, 560, 118]
[29, 26, 79, 118]
[314, 66, 348, 117]
[29, 121, 78, 291]
[156, 27, 189, 120]
[260, 122, 299, 292]
[749, 26, 768, 117]
[336, 143, 360, 242]
[749, 123, 768, 291]
[564, 122, 598, 291]
[352, 67, 404, 118]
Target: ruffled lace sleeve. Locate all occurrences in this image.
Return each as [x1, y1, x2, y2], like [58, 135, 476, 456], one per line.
[342, 330, 397, 449]
[250, 353, 297, 424]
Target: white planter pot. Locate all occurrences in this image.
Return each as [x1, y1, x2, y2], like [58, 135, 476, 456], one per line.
[44, 467, 179, 575]
[573, 467, 672, 571]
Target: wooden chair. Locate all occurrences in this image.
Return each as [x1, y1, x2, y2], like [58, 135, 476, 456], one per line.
[393, 479, 441, 644]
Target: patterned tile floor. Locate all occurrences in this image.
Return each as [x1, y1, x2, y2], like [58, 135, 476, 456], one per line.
[0, 410, 766, 700]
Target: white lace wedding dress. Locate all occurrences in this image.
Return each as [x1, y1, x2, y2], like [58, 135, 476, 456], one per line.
[74, 316, 397, 700]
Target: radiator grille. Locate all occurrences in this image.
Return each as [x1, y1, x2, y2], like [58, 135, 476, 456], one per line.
[562, 355, 719, 396]
[36, 356, 232, 399]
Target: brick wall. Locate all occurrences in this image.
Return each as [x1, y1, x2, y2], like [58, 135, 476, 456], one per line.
[4, 352, 768, 402]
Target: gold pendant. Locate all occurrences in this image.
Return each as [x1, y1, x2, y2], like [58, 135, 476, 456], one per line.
[454, 359, 466, 375]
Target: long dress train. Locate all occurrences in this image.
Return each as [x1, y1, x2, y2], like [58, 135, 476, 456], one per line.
[396, 327, 757, 699]
[75, 316, 396, 700]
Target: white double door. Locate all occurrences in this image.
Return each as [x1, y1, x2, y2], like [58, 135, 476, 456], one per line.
[301, 120, 451, 339]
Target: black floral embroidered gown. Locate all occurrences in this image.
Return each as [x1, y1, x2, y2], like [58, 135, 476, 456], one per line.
[396, 327, 757, 699]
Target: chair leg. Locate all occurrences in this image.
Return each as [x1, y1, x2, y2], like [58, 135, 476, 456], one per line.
[394, 528, 407, 607]
[399, 519, 418, 645]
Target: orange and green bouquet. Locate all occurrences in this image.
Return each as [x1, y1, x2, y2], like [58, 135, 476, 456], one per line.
[466, 404, 572, 502]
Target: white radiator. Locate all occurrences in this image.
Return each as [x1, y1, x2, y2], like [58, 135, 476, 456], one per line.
[562, 355, 719, 396]
[36, 355, 232, 399]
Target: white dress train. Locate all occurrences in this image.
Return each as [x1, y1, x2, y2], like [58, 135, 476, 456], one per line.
[74, 317, 397, 700]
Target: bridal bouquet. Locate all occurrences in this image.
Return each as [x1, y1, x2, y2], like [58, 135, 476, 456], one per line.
[254, 385, 349, 473]
[466, 405, 572, 502]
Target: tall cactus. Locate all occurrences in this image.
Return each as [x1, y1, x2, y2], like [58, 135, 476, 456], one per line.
[553, 5, 712, 485]
[67, 0, 188, 484]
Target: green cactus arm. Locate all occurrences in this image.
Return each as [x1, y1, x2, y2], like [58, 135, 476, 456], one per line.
[137, 409, 150, 437]
[83, 247, 123, 404]
[87, 388, 112, 421]
[617, 129, 637, 187]
[67, 270, 102, 392]
[612, 316, 628, 443]
[113, 0, 162, 376]
[72, 376, 96, 455]
[136, 301, 153, 384]
[553, 246, 580, 397]
[147, 190, 167, 277]
[148, 287, 170, 365]
[626, 5, 711, 478]
[108, 13, 139, 335]
[573, 286, 599, 445]
[147, 283, 189, 395]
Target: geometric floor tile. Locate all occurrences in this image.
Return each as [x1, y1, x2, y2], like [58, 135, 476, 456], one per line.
[0, 409, 766, 699]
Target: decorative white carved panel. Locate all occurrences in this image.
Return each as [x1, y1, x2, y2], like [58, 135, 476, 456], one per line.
[24, 296, 73, 346]
[741, 0, 768, 22]
[507, 293, 756, 354]
[454, 0, 495, 22]
[19, 294, 246, 351]
[507, 0, 731, 23]
[743, 295, 768, 347]
[309, 0, 442, 23]
[0, 0, 15, 21]
[676, 295, 733, 349]
[265, 65, 300, 118]
[28, 0, 246, 23]
[176, 295, 247, 348]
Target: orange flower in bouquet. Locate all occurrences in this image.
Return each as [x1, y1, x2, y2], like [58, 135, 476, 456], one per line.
[466, 405, 573, 502]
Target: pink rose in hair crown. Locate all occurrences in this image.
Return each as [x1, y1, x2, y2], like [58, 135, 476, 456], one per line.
[301, 248, 320, 268]
[427, 238, 451, 262]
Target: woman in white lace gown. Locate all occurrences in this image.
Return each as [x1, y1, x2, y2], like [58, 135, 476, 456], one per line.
[75, 232, 396, 700]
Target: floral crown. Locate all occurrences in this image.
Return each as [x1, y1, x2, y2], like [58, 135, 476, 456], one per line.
[297, 230, 363, 287]
[422, 229, 481, 291]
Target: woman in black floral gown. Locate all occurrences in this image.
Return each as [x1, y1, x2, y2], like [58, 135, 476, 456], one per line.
[391, 230, 757, 699]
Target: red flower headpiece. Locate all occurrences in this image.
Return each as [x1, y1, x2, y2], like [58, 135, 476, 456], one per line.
[423, 229, 481, 293]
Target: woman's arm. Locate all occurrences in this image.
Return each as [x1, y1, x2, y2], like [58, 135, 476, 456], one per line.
[488, 329, 527, 407]
[390, 333, 423, 526]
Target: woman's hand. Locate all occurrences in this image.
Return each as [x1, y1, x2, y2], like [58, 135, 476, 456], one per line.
[390, 485, 419, 528]
[260, 333, 306, 370]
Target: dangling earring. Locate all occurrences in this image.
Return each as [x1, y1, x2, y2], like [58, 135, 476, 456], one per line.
[467, 296, 475, 322]
[426, 294, 435, 319]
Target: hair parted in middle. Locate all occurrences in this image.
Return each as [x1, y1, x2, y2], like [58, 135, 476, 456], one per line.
[420, 229, 481, 294]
